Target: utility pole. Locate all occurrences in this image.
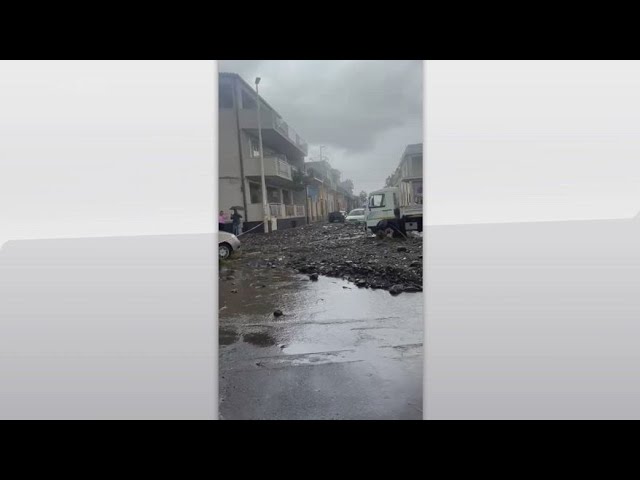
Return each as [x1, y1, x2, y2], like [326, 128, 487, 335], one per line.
[255, 77, 269, 233]
[319, 146, 326, 217]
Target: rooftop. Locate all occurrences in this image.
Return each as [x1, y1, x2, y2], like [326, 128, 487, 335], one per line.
[219, 72, 297, 132]
[403, 143, 423, 157]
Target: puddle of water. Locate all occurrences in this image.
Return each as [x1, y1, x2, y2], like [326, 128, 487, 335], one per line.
[220, 263, 423, 359]
[219, 257, 423, 420]
[243, 332, 277, 347]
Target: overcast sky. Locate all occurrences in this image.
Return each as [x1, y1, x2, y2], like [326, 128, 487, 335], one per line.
[428, 60, 640, 225]
[218, 60, 423, 195]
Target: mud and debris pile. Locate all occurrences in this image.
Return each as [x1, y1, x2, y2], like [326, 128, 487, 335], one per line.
[238, 222, 422, 294]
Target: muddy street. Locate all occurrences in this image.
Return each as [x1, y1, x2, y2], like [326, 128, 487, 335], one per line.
[219, 230, 424, 420]
[239, 222, 422, 294]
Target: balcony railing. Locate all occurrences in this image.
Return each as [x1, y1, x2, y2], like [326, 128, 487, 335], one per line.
[275, 157, 292, 179]
[239, 108, 308, 155]
[269, 204, 281, 217]
[245, 155, 292, 181]
[274, 117, 308, 155]
[285, 204, 295, 217]
[268, 203, 306, 218]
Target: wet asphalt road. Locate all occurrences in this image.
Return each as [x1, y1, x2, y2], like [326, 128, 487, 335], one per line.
[219, 257, 423, 420]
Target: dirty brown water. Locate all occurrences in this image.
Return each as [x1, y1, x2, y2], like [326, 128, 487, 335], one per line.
[219, 257, 423, 420]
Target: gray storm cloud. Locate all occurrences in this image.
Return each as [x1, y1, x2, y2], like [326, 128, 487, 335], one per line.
[218, 60, 423, 193]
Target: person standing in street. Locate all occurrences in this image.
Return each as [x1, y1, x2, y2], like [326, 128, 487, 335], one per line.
[231, 209, 243, 236]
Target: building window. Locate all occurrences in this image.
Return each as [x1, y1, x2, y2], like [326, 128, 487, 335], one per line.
[242, 89, 257, 110]
[249, 182, 262, 204]
[250, 137, 260, 157]
[282, 189, 292, 205]
[219, 84, 234, 109]
[267, 186, 281, 204]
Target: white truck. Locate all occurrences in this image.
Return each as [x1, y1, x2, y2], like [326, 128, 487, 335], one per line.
[365, 186, 423, 235]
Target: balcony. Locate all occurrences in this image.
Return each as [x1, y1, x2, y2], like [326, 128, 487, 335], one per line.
[247, 203, 305, 222]
[245, 155, 294, 186]
[274, 117, 308, 155]
[269, 203, 306, 218]
[238, 108, 308, 157]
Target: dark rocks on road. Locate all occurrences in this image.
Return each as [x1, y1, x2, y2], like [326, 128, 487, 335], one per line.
[403, 285, 422, 293]
[273, 309, 283, 317]
[239, 222, 422, 294]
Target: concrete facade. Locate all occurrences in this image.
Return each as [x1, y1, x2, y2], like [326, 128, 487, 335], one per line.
[388, 143, 423, 207]
[219, 73, 308, 232]
[304, 160, 359, 222]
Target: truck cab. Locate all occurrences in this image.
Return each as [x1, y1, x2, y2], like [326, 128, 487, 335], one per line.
[365, 187, 398, 231]
[365, 186, 423, 234]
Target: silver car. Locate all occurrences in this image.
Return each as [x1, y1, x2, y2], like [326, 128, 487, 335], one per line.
[345, 208, 366, 224]
[219, 231, 241, 259]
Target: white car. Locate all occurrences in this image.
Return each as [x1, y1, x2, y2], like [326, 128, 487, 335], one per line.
[345, 208, 366, 224]
[219, 231, 241, 259]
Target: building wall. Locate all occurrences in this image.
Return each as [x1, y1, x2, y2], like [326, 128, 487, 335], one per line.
[219, 110, 241, 178]
[390, 145, 423, 208]
[219, 73, 308, 231]
[219, 78, 246, 217]
[219, 178, 245, 215]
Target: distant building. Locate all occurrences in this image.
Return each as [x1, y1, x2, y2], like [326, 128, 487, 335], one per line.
[389, 143, 423, 206]
[219, 73, 309, 231]
[304, 160, 357, 221]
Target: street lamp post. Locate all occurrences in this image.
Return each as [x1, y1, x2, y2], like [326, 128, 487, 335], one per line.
[255, 77, 269, 233]
[319, 146, 326, 217]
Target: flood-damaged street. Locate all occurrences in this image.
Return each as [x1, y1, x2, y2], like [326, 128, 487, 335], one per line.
[219, 222, 423, 420]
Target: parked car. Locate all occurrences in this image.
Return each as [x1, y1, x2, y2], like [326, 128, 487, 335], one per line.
[219, 231, 241, 259]
[328, 211, 345, 223]
[345, 208, 366, 224]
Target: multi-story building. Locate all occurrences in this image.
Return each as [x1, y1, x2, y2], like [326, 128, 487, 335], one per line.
[305, 160, 360, 221]
[389, 143, 423, 206]
[305, 160, 339, 221]
[219, 72, 309, 231]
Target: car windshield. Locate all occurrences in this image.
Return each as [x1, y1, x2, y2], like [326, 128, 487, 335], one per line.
[349, 209, 364, 216]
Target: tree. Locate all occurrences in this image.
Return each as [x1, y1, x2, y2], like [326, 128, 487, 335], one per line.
[359, 191, 368, 205]
[341, 179, 354, 195]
